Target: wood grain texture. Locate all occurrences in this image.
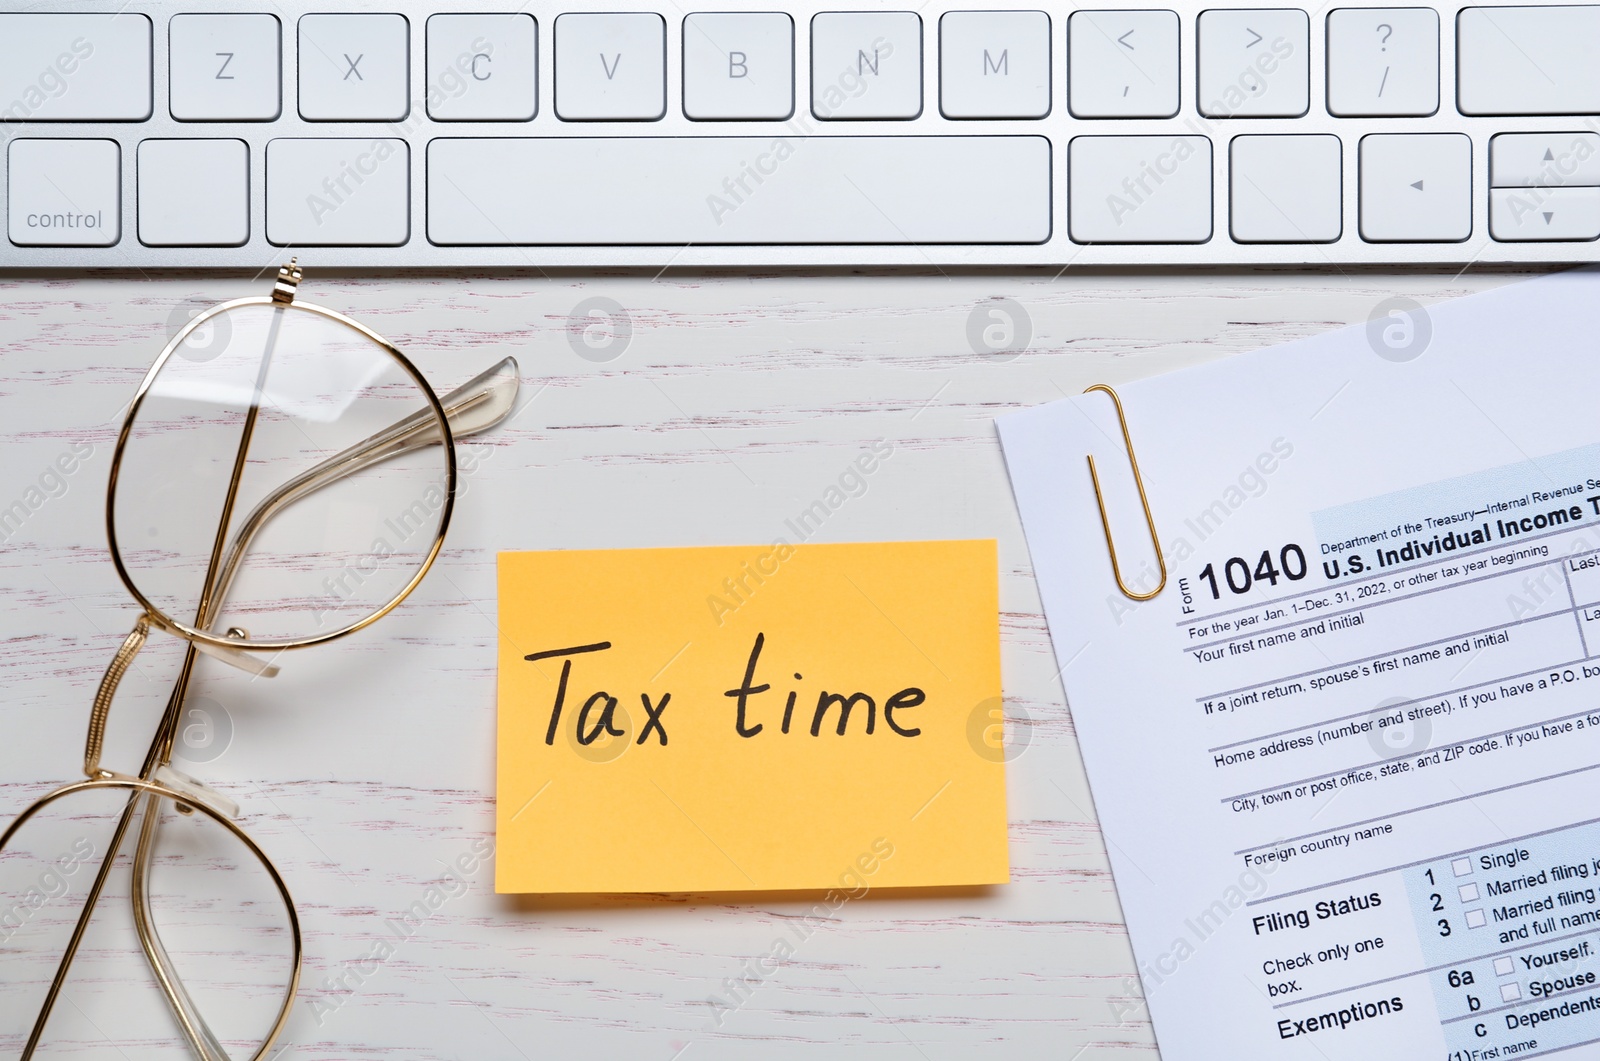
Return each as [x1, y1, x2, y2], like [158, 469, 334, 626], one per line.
[0, 265, 1557, 1060]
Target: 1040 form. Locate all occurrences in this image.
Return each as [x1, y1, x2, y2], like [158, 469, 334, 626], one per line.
[1000, 270, 1600, 1060]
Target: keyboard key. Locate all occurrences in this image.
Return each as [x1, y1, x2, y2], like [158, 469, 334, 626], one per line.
[811, 13, 923, 119]
[940, 11, 1050, 119]
[1458, 6, 1600, 115]
[426, 14, 537, 121]
[1068, 136, 1212, 243]
[683, 13, 794, 120]
[266, 139, 409, 246]
[1491, 132, 1600, 187]
[170, 14, 281, 121]
[1068, 10, 1180, 119]
[1198, 9, 1309, 118]
[1491, 187, 1600, 240]
[555, 13, 666, 120]
[298, 14, 410, 122]
[8, 140, 120, 247]
[138, 140, 249, 247]
[427, 136, 1049, 243]
[0, 14, 151, 122]
[1231, 134, 1341, 242]
[1326, 8, 1438, 117]
[1359, 132, 1471, 241]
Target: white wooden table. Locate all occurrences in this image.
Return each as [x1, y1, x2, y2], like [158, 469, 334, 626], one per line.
[0, 265, 1549, 1059]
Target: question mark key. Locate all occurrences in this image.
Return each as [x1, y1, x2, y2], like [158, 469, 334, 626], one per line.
[1326, 8, 1440, 116]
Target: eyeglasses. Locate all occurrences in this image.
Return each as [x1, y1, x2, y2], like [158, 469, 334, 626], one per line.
[0, 262, 519, 1059]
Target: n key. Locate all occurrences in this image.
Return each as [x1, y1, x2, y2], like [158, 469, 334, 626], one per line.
[811, 12, 923, 120]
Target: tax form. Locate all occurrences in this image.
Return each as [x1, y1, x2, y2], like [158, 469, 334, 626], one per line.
[999, 271, 1600, 1060]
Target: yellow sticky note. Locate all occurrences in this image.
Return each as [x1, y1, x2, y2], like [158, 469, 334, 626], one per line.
[495, 539, 1008, 893]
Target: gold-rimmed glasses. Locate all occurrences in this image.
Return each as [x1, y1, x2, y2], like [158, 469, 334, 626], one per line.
[0, 262, 520, 1058]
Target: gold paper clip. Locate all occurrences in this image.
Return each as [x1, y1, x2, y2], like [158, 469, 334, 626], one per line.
[1084, 383, 1166, 601]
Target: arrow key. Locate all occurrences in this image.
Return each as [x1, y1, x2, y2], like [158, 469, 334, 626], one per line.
[1490, 186, 1600, 241]
[1359, 132, 1472, 241]
[1489, 133, 1600, 188]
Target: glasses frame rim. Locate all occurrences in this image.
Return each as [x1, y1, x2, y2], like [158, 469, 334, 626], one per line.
[0, 774, 304, 1061]
[104, 294, 459, 653]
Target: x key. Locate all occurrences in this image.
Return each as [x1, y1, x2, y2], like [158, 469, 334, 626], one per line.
[299, 14, 408, 120]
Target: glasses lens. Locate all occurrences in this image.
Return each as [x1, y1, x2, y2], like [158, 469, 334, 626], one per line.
[110, 301, 452, 646]
[0, 784, 295, 1055]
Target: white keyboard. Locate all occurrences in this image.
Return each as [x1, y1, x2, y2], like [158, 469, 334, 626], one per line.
[2, 0, 1599, 269]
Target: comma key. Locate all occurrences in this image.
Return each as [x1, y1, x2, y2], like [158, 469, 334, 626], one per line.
[7, 139, 121, 248]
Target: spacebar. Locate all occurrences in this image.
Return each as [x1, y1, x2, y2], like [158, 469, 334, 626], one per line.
[426, 136, 1051, 246]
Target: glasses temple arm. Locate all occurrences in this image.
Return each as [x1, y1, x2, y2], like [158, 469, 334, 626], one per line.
[206, 356, 520, 623]
[131, 795, 234, 1061]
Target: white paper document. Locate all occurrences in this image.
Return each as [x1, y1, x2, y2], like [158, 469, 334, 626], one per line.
[1000, 271, 1600, 1060]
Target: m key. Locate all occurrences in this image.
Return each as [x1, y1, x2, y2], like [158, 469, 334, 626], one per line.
[939, 10, 1050, 119]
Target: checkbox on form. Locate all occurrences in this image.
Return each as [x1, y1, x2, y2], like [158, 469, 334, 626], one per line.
[1453, 857, 1473, 877]
[1460, 883, 1480, 902]
[1502, 982, 1523, 1002]
[1495, 957, 1516, 976]
[1466, 909, 1487, 929]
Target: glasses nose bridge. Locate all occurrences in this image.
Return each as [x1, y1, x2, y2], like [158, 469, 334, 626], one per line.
[83, 613, 152, 782]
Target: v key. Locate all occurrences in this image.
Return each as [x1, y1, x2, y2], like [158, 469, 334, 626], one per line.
[600, 52, 622, 79]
